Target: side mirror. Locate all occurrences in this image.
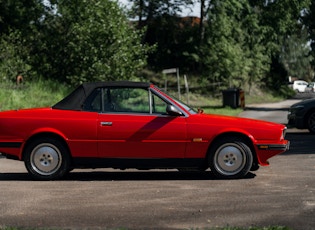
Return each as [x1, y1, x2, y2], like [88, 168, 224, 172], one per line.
[166, 104, 183, 116]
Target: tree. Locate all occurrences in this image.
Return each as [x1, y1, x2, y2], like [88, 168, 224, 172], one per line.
[200, 0, 312, 93]
[127, 0, 193, 27]
[0, 0, 150, 84]
[0, 0, 44, 82]
[29, 0, 150, 84]
[280, 29, 313, 81]
[0, 0, 44, 36]
[0, 31, 31, 82]
[202, 0, 268, 91]
[126, 0, 201, 72]
[303, 0, 315, 77]
[256, 0, 312, 89]
[254, 0, 310, 55]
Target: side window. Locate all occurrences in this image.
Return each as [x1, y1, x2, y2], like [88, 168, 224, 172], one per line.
[83, 87, 171, 114]
[151, 93, 168, 114]
[83, 88, 102, 112]
[104, 88, 150, 113]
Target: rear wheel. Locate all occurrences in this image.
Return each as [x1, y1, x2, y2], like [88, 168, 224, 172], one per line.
[24, 137, 70, 180]
[209, 137, 253, 179]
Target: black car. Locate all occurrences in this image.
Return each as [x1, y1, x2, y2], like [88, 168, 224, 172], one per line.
[288, 98, 315, 133]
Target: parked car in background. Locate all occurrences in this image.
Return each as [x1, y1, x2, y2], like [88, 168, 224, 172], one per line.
[288, 98, 315, 133]
[0, 81, 289, 180]
[305, 82, 315, 92]
[291, 80, 308, 92]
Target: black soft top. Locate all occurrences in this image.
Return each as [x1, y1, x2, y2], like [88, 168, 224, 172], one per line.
[52, 81, 151, 110]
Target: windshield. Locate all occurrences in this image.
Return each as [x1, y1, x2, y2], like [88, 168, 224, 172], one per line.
[152, 85, 198, 114]
[154, 85, 198, 114]
[172, 98, 197, 114]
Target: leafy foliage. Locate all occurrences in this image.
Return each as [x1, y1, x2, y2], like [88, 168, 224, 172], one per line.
[200, 0, 312, 93]
[280, 29, 313, 80]
[303, 0, 315, 73]
[33, 0, 150, 84]
[0, 0, 150, 85]
[0, 0, 315, 96]
[202, 0, 270, 92]
[0, 31, 31, 81]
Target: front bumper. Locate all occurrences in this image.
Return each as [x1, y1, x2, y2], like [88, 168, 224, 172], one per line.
[256, 140, 290, 166]
[257, 142, 290, 151]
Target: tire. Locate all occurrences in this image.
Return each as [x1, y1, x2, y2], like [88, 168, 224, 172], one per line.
[24, 137, 70, 180]
[209, 137, 253, 179]
[307, 111, 315, 133]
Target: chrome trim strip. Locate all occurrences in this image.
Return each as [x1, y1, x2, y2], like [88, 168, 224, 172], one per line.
[100, 122, 113, 126]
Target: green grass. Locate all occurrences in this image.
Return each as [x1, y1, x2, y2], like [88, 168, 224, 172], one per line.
[181, 93, 244, 116]
[0, 80, 285, 117]
[202, 107, 243, 116]
[0, 80, 71, 111]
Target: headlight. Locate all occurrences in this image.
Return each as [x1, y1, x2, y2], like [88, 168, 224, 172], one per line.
[281, 127, 287, 139]
[288, 105, 304, 116]
[290, 105, 304, 112]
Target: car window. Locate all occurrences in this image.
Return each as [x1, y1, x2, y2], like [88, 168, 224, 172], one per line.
[151, 92, 168, 114]
[83, 87, 173, 115]
[83, 88, 102, 111]
[106, 88, 149, 113]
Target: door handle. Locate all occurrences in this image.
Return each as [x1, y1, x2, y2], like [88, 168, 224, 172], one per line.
[100, 122, 113, 126]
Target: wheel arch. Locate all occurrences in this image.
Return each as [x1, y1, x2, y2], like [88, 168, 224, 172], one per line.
[22, 132, 72, 163]
[207, 132, 258, 168]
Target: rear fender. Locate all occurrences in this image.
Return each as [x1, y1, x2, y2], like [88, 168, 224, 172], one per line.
[21, 127, 68, 159]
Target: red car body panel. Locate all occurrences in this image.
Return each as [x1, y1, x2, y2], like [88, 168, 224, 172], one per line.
[185, 113, 288, 165]
[0, 108, 99, 159]
[97, 114, 187, 158]
[0, 107, 287, 165]
[0, 82, 289, 179]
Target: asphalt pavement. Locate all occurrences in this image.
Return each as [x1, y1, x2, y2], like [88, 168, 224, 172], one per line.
[238, 99, 301, 125]
[239, 91, 315, 125]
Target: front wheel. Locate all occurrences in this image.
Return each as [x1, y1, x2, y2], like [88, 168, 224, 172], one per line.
[208, 138, 253, 179]
[24, 137, 70, 180]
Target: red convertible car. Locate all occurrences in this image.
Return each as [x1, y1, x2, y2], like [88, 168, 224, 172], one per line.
[0, 81, 289, 180]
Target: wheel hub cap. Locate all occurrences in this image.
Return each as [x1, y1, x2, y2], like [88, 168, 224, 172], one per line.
[31, 144, 61, 175]
[215, 144, 245, 175]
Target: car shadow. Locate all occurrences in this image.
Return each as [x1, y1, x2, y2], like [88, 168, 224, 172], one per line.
[0, 171, 256, 181]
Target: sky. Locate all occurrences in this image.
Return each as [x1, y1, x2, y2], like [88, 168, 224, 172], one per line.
[118, 0, 201, 17]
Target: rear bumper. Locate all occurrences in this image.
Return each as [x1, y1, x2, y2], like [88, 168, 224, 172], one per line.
[0, 141, 23, 160]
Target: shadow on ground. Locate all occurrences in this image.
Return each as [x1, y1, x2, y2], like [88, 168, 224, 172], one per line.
[0, 170, 257, 181]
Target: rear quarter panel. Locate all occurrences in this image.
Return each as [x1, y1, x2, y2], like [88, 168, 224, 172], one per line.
[0, 108, 98, 159]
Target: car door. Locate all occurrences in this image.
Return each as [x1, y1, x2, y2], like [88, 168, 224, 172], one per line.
[95, 87, 187, 158]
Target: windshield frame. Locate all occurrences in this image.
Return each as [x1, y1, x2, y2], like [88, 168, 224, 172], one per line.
[151, 85, 198, 115]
